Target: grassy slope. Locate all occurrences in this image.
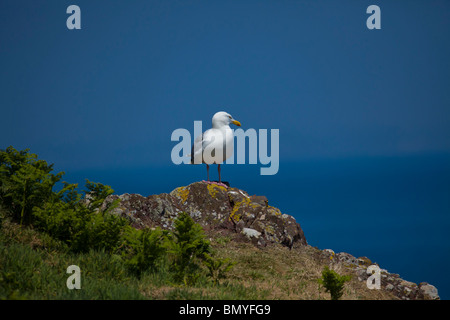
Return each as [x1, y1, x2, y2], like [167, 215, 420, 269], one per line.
[209, 237, 395, 300]
[0, 211, 396, 300]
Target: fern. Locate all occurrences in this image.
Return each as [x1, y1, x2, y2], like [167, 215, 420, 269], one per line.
[168, 212, 211, 285]
[1, 146, 238, 289]
[318, 266, 352, 300]
[0, 146, 63, 224]
[121, 226, 167, 277]
[203, 253, 236, 285]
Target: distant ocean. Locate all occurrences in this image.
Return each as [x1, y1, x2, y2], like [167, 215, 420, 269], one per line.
[63, 154, 450, 300]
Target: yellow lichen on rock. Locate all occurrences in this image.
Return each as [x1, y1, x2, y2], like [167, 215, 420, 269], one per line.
[229, 197, 255, 222]
[264, 224, 275, 235]
[229, 198, 247, 222]
[229, 202, 242, 222]
[173, 186, 189, 203]
[207, 183, 226, 198]
[229, 209, 241, 222]
[268, 205, 281, 216]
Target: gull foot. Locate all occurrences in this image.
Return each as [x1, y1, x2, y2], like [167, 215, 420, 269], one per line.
[201, 180, 229, 188]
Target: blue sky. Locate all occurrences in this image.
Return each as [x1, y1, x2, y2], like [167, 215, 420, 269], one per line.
[1, 0, 450, 171]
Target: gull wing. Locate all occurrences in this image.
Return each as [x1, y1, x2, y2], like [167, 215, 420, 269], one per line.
[191, 129, 219, 164]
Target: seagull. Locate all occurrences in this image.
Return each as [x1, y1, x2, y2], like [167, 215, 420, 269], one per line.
[191, 111, 241, 187]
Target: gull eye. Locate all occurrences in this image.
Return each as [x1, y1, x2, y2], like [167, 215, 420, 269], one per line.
[228, 115, 232, 119]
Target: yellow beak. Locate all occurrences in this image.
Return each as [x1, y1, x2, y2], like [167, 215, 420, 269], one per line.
[232, 120, 241, 127]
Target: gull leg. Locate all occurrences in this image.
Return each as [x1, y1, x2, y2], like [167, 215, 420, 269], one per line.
[214, 164, 227, 188]
[202, 164, 227, 188]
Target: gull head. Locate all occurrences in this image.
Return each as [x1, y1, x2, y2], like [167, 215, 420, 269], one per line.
[212, 111, 241, 129]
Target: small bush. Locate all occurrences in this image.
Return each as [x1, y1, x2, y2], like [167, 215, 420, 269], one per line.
[1, 147, 240, 298]
[203, 253, 236, 285]
[0, 146, 63, 225]
[168, 212, 211, 285]
[121, 226, 167, 277]
[32, 180, 128, 253]
[318, 266, 351, 300]
[1, 147, 129, 253]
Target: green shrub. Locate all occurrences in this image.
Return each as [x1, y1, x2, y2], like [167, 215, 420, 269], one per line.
[0, 146, 63, 225]
[121, 226, 167, 277]
[1, 146, 239, 296]
[318, 266, 351, 300]
[32, 180, 127, 253]
[1, 147, 128, 253]
[203, 253, 236, 285]
[168, 212, 211, 285]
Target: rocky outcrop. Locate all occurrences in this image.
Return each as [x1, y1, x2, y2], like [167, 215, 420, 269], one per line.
[102, 181, 439, 300]
[321, 249, 440, 300]
[103, 181, 307, 248]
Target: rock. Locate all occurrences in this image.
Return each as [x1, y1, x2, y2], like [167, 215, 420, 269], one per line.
[249, 195, 268, 206]
[355, 267, 366, 281]
[329, 256, 441, 301]
[242, 227, 262, 239]
[386, 284, 394, 291]
[336, 252, 359, 266]
[103, 181, 441, 300]
[104, 181, 307, 248]
[357, 257, 372, 267]
[419, 283, 439, 300]
[322, 249, 336, 261]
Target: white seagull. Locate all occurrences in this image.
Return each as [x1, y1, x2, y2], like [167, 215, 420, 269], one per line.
[191, 111, 241, 186]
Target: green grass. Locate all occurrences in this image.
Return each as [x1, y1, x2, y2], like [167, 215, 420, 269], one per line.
[0, 215, 144, 299]
[0, 211, 268, 300]
[0, 209, 398, 300]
